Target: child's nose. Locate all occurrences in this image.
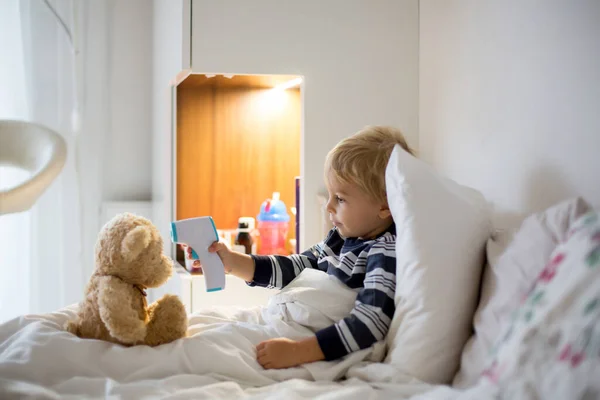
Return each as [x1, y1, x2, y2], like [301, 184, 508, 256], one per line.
[325, 199, 335, 214]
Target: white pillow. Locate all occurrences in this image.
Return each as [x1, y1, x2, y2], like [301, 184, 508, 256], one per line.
[384, 145, 492, 384]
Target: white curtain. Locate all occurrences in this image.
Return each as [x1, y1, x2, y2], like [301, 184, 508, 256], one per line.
[0, 0, 109, 322]
[0, 0, 32, 322]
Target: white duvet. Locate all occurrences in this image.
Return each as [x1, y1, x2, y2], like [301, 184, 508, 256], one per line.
[0, 269, 435, 399]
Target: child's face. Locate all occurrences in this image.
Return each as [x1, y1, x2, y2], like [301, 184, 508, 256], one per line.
[325, 173, 392, 240]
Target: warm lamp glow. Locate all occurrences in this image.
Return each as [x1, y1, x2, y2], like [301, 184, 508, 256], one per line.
[273, 77, 302, 91]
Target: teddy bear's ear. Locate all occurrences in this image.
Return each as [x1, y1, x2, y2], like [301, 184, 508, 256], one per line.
[121, 225, 151, 262]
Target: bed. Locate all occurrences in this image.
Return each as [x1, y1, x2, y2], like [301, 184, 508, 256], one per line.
[1, 145, 599, 399]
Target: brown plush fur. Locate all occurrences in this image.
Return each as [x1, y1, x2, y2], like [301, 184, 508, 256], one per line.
[65, 212, 187, 346]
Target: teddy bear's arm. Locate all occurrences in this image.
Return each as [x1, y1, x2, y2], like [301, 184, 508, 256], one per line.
[97, 276, 146, 344]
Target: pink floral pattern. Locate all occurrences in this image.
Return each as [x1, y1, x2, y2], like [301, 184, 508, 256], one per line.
[481, 360, 502, 384]
[559, 344, 586, 367]
[539, 253, 565, 283]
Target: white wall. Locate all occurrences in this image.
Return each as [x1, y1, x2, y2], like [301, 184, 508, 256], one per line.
[103, 0, 153, 201]
[189, 0, 419, 249]
[152, 0, 187, 299]
[79, 0, 112, 283]
[420, 0, 600, 228]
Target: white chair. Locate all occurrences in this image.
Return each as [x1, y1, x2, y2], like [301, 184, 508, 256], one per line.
[0, 120, 67, 215]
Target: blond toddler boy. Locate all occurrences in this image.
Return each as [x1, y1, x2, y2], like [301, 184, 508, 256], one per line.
[186, 126, 413, 369]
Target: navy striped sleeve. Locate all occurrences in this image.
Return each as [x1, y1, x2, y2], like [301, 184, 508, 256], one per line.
[247, 246, 320, 289]
[315, 238, 396, 360]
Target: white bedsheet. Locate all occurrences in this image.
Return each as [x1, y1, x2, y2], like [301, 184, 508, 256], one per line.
[0, 269, 437, 399]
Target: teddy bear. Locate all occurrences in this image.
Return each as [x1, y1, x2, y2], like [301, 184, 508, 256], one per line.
[66, 212, 188, 346]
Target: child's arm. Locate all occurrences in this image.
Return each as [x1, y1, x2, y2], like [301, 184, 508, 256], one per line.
[257, 238, 397, 369]
[314, 239, 396, 361]
[247, 229, 342, 289]
[185, 228, 341, 288]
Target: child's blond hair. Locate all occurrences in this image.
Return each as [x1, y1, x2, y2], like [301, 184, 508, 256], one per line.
[324, 126, 414, 205]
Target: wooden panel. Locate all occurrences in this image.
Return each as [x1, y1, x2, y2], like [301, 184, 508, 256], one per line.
[176, 86, 215, 221]
[179, 73, 300, 90]
[176, 84, 301, 253]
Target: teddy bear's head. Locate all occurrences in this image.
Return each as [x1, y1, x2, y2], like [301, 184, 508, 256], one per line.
[94, 213, 173, 288]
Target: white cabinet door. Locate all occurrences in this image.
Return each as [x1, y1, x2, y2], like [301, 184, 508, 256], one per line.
[152, 0, 191, 263]
[174, 265, 275, 313]
[191, 275, 275, 312]
[189, 0, 419, 250]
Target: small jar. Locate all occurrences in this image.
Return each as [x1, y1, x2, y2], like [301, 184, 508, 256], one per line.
[234, 217, 255, 254]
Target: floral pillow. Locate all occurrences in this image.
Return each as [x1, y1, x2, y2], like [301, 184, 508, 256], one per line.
[478, 211, 600, 399]
[453, 197, 591, 389]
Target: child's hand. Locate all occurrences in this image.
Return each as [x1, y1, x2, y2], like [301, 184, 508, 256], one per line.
[256, 337, 325, 369]
[183, 242, 234, 274]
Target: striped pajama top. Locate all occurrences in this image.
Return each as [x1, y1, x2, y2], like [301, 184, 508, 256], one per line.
[248, 224, 397, 361]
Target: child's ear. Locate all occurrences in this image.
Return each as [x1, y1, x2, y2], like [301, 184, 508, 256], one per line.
[378, 205, 392, 219]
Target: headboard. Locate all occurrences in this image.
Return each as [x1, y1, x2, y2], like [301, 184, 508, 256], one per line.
[419, 1, 600, 229]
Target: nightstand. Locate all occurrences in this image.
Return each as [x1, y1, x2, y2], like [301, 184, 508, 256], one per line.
[173, 262, 275, 314]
